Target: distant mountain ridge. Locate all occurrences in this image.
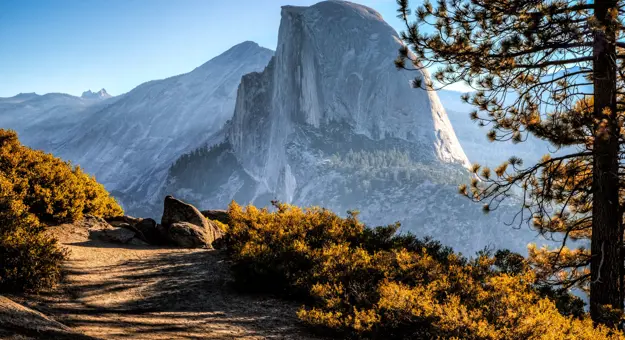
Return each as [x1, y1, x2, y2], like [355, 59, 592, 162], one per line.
[0, 41, 274, 214]
[81, 89, 111, 100]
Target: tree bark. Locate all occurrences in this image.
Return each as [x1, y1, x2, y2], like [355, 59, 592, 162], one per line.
[590, 0, 622, 325]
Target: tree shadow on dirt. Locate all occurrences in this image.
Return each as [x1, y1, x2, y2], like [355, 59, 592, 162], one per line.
[21, 244, 319, 340]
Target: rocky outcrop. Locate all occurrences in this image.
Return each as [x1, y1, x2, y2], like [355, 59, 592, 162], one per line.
[161, 1, 551, 255]
[161, 196, 224, 248]
[226, 1, 470, 204]
[48, 203, 224, 249]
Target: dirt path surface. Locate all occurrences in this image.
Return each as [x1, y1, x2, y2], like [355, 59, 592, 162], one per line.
[10, 224, 320, 340]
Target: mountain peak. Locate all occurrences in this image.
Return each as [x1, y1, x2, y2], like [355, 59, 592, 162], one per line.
[282, 1, 384, 22]
[220, 41, 270, 57]
[81, 88, 111, 100]
[13, 92, 39, 99]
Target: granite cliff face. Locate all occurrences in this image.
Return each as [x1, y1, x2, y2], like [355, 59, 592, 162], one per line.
[228, 1, 469, 201]
[164, 1, 546, 254]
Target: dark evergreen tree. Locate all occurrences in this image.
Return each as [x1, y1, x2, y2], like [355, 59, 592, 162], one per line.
[396, 0, 625, 325]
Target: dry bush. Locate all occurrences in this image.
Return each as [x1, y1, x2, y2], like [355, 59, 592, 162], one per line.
[0, 129, 122, 292]
[224, 201, 623, 339]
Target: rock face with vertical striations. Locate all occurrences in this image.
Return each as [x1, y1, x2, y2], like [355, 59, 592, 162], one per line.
[227, 1, 469, 204]
[163, 1, 549, 255]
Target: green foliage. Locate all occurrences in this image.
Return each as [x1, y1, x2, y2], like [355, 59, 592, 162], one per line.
[224, 201, 621, 339]
[0, 129, 123, 292]
[328, 148, 466, 185]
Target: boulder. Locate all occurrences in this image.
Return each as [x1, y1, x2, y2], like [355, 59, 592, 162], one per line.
[200, 209, 231, 225]
[206, 220, 225, 248]
[106, 215, 143, 228]
[134, 218, 165, 244]
[127, 237, 150, 247]
[157, 196, 226, 248]
[161, 195, 209, 229]
[103, 227, 136, 244]
[168, 222, 210, 248]
[118, 223, 148, 242]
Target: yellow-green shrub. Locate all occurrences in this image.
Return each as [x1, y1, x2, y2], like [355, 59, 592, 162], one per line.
[0, 174, 65, 292]
[224, 202, 364, 297]
[0, 129, 123, 292]
[0, 129, 122, 223]
[224, 201, 623, 339]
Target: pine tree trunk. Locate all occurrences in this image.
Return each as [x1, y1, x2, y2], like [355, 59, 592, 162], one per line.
[590, 0, 622, 325]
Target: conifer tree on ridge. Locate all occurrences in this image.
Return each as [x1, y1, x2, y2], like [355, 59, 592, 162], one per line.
[396, 0, 625, 325]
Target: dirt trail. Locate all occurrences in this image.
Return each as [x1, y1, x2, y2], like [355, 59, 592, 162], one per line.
[10, 224, 320, 340]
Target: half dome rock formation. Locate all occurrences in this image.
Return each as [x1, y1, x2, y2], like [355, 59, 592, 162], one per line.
[229, 1, 469, 201]
[164, 1, 546, 254]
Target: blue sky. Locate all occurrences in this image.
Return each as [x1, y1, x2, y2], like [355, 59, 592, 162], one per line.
[0, 0, 464, 97]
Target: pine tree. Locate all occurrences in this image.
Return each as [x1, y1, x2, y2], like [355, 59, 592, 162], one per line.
[395, 0, 625, 325]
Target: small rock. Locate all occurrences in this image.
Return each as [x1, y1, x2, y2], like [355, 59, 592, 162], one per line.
[123, 223, 149, 243]
[103, 227, 136, 244]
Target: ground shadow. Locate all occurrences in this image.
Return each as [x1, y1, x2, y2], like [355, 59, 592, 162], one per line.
[19, 243, 318, 340]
